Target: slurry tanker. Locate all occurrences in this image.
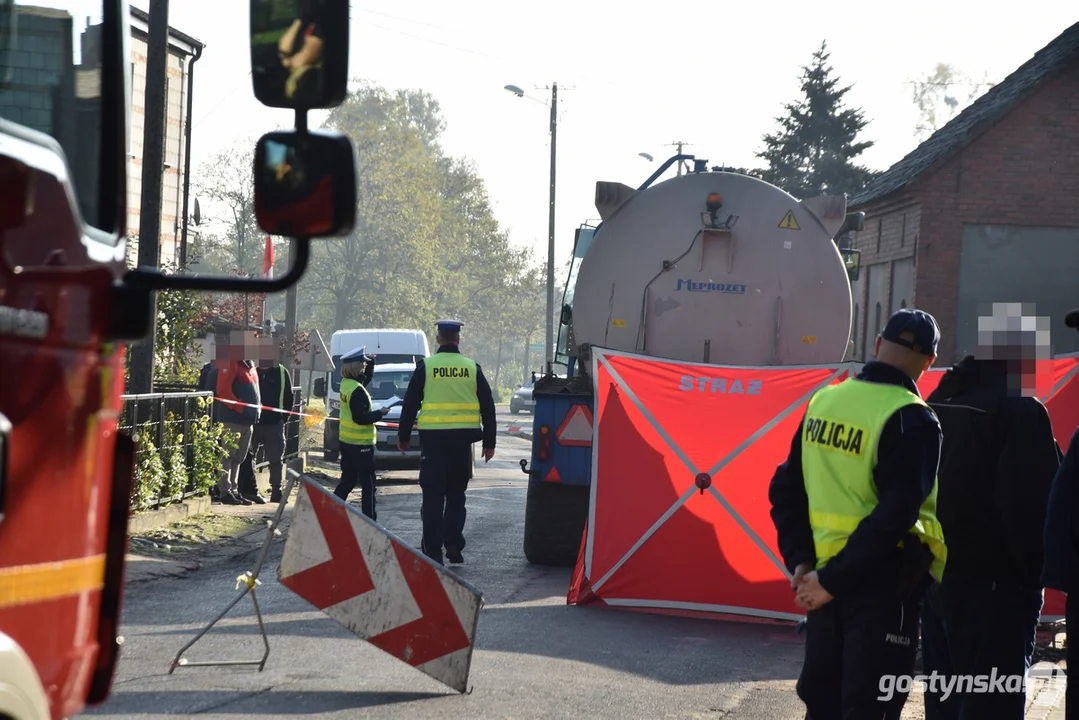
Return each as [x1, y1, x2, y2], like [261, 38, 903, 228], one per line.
[521, 154, 864, 565]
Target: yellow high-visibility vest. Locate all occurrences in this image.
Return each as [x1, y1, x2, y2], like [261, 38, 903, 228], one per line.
[800, 378, 947, 583]
[339, 377, 376, 445]
[417, 353, 481, 431]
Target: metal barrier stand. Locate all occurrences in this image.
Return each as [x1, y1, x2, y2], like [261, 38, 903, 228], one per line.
[168, 466, 302, 673]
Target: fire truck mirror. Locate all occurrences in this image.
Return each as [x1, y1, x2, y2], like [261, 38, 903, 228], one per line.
[253, 129, 356, 239]
[249, 0, 349, 110]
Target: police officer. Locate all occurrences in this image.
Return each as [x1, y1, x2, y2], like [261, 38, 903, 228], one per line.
[768, 308, 949, 719]
[397, 319, 497, 565]
[332, 346, 388, 519]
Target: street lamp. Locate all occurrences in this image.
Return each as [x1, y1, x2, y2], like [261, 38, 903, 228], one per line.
[505, 81, 558, 374]
[638, 152, 654, 162]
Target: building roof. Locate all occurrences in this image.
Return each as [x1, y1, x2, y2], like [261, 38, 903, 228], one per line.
[850, 21, 1079, 208]
[129, 5, 205, 54]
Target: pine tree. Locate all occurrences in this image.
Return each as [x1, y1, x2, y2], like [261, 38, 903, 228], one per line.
[756, 41, 877, 200]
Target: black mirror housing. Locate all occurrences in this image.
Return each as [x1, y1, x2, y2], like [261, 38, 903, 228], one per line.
[250, 0, 349, 110]
[313, 376, 326, 398]
[254, 129, 356, 238]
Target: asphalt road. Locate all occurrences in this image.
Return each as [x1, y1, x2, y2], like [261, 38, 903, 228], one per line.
[81, 417, 813, 720]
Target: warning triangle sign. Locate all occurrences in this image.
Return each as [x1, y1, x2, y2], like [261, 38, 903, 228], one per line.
[556, 405, 593, 447]
[545, 466, 562, 483]
[778, 210, 800, 230]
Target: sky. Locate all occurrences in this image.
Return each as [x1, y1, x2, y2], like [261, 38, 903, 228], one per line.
[129, 0, 1078, 273]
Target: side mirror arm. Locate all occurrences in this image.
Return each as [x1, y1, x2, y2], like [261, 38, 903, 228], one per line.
[122, 240, 309, 292]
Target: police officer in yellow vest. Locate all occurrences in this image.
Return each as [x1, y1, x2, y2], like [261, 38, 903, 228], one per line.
[397, 319, 497, 565]
[332, 346, 389, 519]
[768, 308, 949, 720]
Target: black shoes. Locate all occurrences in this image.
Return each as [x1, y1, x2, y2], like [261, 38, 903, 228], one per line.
[445, 546, 464, 565]
[217, 491, 251, 506]
[270, 488, 283, 503]
[242, 493, 268, 505]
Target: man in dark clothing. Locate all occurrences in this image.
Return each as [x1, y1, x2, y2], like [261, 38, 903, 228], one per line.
[769, 308, 946, 720]
[921, 330, 1061, 718]
[397, 319, 497, 566]
[1042, 308, 1079, 720]
[238, 359, 295, 504]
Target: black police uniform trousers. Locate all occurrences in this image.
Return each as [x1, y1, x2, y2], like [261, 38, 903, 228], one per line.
[333, 442, 376, 520]
[920, 576, 1044, 720]
[797, 581, 926, 720]
[417, 430, 473, 564]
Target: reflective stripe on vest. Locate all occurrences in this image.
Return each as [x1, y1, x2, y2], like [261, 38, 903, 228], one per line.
[418, 353, 480, 430]
[800, 378, 948, 583]
[339, 378, 376, 445]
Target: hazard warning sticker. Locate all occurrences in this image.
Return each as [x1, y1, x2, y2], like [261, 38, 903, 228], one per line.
[778, 210, 800, 230]
[556, 404, 594, 447]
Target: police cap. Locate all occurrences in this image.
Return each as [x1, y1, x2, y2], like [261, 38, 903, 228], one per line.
[341, 346, 373, 363]
[880, 308, 940, 356]
[435, 318, 464, 334]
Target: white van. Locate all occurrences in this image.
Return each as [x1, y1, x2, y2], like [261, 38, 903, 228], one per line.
[314, 328, 429, 462]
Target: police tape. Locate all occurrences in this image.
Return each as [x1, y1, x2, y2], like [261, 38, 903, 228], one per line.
[210, 396, 341, 423]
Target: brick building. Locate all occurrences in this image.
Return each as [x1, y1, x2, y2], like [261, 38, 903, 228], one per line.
[124, 6, 203, 270]
[845, 21, 1079, 363]
[75, 6, 204, 269]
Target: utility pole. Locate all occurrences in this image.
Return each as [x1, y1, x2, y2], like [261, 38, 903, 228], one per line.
[669, 140, 691, 176]
[285, 239, 298, 381]
[128, 0, 170, 394]
[545, 82, 557, 373]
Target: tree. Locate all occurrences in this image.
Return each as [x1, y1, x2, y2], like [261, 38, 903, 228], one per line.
[122, 250, 213, 387]
[756, 41, 877, 200]
[191, 141, 264, 276]
[911, 63, 995, 142]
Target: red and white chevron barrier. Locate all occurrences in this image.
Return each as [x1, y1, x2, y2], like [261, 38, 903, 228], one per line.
[277, 478, 483, 692]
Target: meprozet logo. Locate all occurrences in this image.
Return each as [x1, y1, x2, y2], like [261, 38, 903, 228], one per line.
[675, 279, 747, 294]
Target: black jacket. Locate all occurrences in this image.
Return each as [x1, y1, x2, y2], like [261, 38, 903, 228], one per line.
[397, 345, 497, 449]
[1042, 426, 1079, 593]
[926, 356, 1060, 590]
[256, 364, 294, 425]
[768, 361, 942, 599]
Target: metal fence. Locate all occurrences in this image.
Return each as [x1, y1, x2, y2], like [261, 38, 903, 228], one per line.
[150, 382, 304, 463]
[119, 391, 214, 510]
[120, 385, 305, 510]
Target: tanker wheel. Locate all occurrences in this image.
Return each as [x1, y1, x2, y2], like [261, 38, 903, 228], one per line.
[523, 480, 590, 567]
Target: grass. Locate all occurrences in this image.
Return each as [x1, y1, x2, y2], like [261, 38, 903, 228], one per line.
[128, 513, 265, 558]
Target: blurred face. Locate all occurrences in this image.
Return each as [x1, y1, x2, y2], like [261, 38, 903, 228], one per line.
[215, 330, 255, 365]
[976, 302, 1052, 397]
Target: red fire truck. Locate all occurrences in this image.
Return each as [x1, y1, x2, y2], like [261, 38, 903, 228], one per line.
[0, 1, 354, 717]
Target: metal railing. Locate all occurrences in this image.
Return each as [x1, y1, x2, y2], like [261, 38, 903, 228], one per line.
[119, 390, 214, 510]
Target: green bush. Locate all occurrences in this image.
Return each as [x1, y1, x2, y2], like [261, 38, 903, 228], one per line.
[130, 397, 238, 510]
[131, 431, 165, 509]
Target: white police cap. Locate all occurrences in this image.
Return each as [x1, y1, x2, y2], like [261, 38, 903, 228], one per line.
[435, 318, 464, 333]
[341, 346, 372, 363]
